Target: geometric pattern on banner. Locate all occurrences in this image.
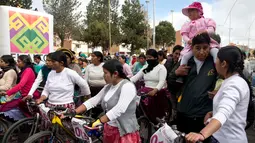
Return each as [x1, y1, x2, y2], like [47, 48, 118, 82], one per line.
[9, 10, 49, 54]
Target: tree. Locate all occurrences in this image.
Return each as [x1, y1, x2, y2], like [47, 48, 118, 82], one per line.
[155, 21, 175, 48]
[0, 0, 32, 9]
[84, 0, 121, 51]
[43, 0, 81, 47]
[120, 0, 147, 54]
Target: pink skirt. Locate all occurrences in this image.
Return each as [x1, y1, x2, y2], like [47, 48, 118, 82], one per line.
[103, 123, 141, 143]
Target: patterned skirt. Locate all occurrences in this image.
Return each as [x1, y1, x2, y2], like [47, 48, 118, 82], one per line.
[45, 102, 75, 109]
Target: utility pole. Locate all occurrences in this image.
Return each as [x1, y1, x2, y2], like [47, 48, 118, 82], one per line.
[146, 0, 150, 49]
[171, 10, 174, 24]
[108, 0, 111, 51]
[229, 13, 231, 44]
[247, 18, 255, 48]
[152, 0, 155, 49]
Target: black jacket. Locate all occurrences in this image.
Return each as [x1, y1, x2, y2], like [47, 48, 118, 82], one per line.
[167, 55, 217, 118]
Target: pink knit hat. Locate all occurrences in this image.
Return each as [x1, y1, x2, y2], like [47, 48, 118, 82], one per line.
[182, 2, 204, 17]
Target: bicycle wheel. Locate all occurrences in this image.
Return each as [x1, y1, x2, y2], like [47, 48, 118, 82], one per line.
[0, 117, 11, 136]
[24, 131, 65, 143]
[2, 117, 36, 143]
[138, 116, 151, 143]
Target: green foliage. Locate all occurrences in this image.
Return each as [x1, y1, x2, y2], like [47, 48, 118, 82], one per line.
[43, 0, 81, 47]
[84, 0, 121, 51]
[155, 21, 175, 47]
[0, 0, 32, 9]
[120, 0, 147, 54]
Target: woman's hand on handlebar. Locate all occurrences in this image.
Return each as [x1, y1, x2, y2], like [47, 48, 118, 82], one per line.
[22, 95, 32, 101]
[185, 132, 205, 143]
[60, 108, 76, 119]
[36, 98, 44, 104]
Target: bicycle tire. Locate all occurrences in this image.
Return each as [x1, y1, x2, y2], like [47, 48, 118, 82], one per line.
[24, 131, 65, 143]
[2, 117, 35, 143]
[138, 116, 151, 143]
[0, 117, 11, 136]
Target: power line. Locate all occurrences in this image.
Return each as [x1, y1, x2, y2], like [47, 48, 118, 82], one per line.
[245, 18, 255, 36]
[223, 0, 238, 25]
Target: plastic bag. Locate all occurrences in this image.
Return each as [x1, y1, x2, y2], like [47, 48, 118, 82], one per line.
[150, 123, 178, 143]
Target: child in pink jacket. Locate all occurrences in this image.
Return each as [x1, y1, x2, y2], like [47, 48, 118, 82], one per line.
[180, 2, 219, 66]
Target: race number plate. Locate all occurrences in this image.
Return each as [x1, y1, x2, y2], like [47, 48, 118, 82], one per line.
[150, 123, 178, 143]
[71, 118, 91, 141]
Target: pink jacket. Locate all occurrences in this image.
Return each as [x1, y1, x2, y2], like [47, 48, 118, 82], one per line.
[7, 68, 39, 98]
[180, 18, 219, 53]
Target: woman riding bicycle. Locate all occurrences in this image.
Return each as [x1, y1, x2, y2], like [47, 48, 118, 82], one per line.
[130, 49, 169, 124]
[0, 55, 39, 118]
[0, 55, 18, 103]
[36, 51, 90, 109]
[74, 59, 140, 143]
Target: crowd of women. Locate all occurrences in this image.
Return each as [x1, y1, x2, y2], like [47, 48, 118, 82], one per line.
[0, 1, 254, 143]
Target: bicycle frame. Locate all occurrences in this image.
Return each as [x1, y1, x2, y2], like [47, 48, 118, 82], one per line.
[51, 113, 76, 139]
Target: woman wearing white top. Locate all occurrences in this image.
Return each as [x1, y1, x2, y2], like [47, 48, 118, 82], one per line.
[84, 51, 106, 96]
[36, 51, 91, 109]
[131, 49, 170, 124]
[186, 46, 251, 143]
[73, 60, 140, 143]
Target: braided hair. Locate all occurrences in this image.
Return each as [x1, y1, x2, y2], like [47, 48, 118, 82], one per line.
[218, 46, 251, 89]
[103, 59, 129, 80]
[218, 46, 254, 129]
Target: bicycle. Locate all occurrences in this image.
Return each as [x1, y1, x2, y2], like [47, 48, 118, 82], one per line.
[24, 105, 103, 143]
[1, 99, 40, 143]
[150, 118, 203, 143]
[137, 92, 172, 143]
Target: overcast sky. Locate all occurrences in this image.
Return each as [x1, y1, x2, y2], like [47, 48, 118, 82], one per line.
[32, 0, 255, 48]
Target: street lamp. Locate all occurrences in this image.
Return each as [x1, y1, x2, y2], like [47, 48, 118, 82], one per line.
[146, 0, 150, 49]
[152, 0, 155, 49]
[108, 0, 111, 51]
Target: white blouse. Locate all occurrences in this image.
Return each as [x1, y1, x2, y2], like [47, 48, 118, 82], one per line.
[42, 68, 91, 105]
[212, 74, 249, 143]
[130, 64, 167, 90]
[84, 63, 106, 87]
[84, 80, 136, 126]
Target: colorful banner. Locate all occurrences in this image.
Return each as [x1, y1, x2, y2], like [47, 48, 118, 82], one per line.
[9, 10, 49, 54]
